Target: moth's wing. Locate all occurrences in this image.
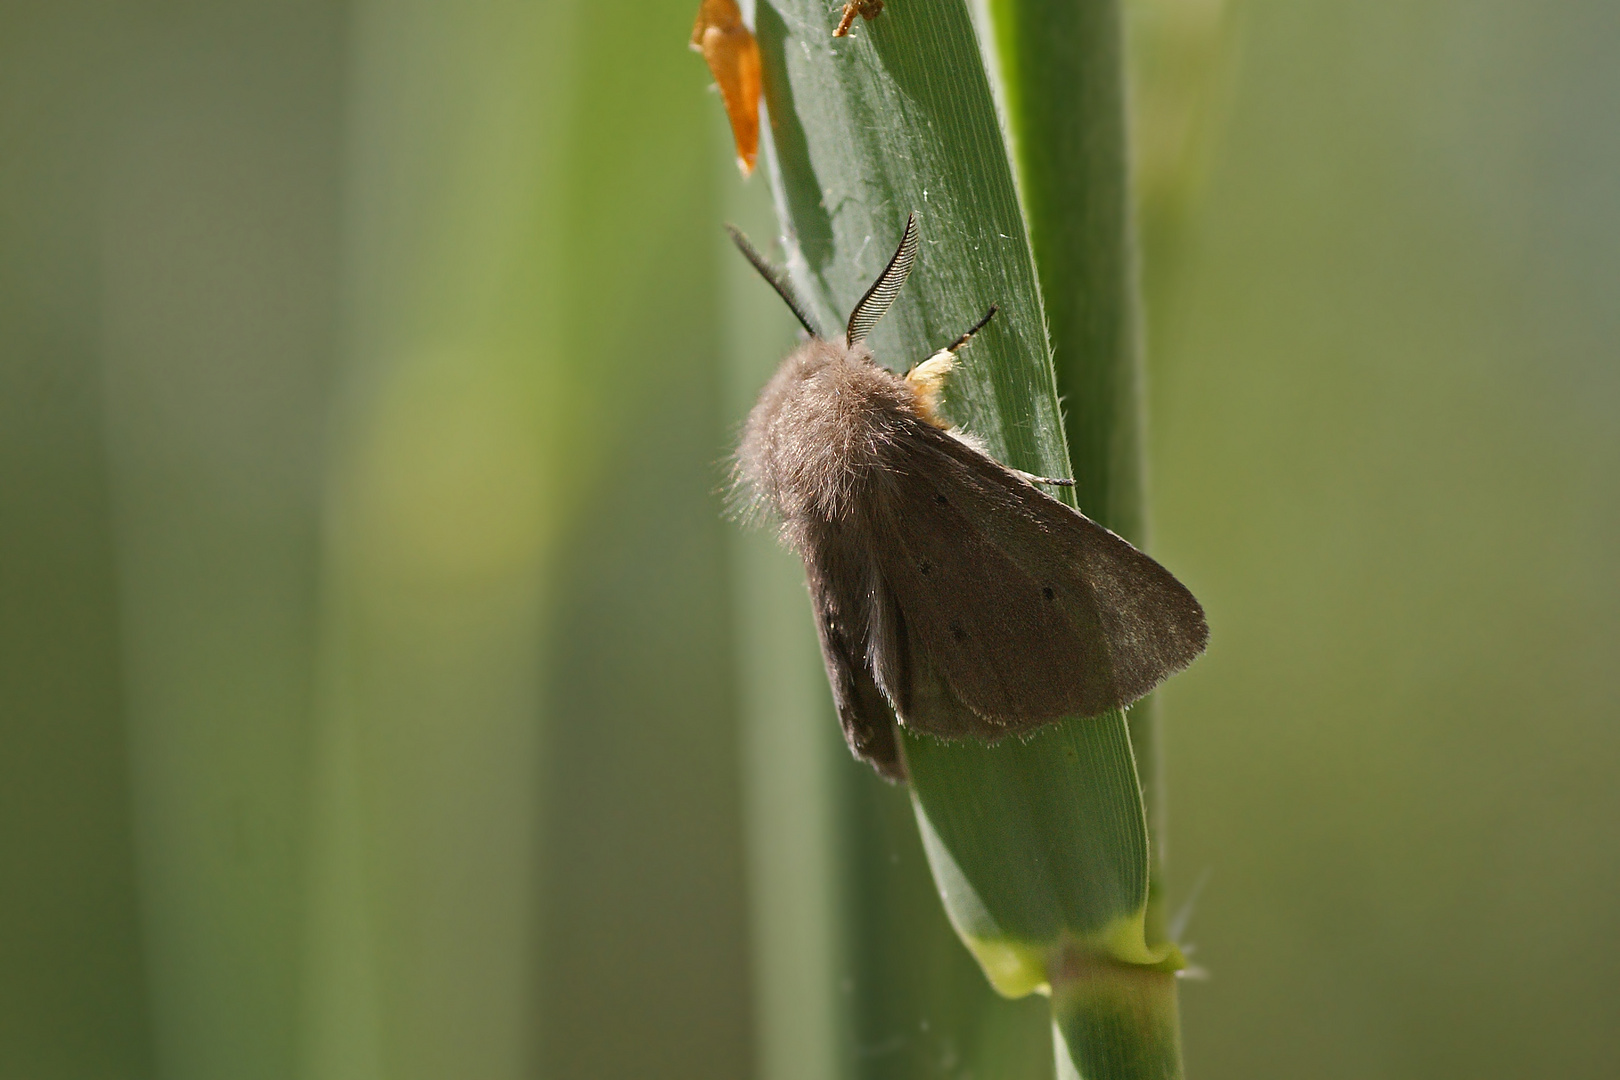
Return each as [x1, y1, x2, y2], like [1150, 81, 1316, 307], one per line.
[868, 423, 1208, 734]
[802, 524, 906, 781]
[863, 455, 1114, 731]
[933, 432, 1211, 706]
[887, 602, 997, 739]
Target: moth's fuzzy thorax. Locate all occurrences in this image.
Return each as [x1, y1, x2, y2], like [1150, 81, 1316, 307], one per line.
[736, 337, 917, 544]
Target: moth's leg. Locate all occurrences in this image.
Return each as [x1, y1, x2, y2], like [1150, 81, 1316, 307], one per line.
[904, 304, 998, 428]
[904, 352, 954, 428]
[1014, 469, 1076, 487]
[905, 303, 998, 376]
[833, 0, 884, 37]
[940, 303, 998, 356]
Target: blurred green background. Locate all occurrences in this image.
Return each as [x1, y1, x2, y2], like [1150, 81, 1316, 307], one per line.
[2, 1, 1615, 1079]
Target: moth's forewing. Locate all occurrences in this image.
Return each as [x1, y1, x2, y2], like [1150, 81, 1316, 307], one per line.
[868, 423, 1207, 733]
[891, 613, 993, 738]
[867, 428, 1118, 730]
[950, 440, 1210, 704]
[803, 530, 906, 780]
[1010, 491, 1209, 706]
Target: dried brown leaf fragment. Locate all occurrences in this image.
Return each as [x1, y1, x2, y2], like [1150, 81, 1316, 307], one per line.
[690, 0, 762, 175]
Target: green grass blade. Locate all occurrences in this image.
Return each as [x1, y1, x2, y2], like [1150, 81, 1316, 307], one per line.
[986, 0, 1145, 538]
[985, 0, 1186, 1072]
[983, 0, 1172, 942]
[752, 1, 1184, 1075]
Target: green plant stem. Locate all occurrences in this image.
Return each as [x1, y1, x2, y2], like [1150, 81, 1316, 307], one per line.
[753, 1, 1182, 1076]
[983, 0, 1169, 932]
[1051, 959, 1183, 1080]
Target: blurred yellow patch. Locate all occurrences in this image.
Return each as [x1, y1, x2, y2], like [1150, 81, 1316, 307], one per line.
[346, 349, 550, 589]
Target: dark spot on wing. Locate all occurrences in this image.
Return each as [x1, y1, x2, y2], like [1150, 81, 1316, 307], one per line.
[950, 623, 965, 641]
[934, 493, 948, 505]
[1042, 586, 1055, 600]
[918, 558, 932, 575]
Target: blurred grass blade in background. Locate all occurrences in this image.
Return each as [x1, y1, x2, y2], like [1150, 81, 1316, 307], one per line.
[99, 8, 347, 1078]
[313, 2, 752, 1078]
[305, 3, 575, 1076]
[1120, 0, 1241, 309]
[2, 9, 157, 1077]
[749, 0, 1186, 1075]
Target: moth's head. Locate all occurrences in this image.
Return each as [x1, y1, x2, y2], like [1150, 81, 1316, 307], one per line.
[831, 336, 877, 369]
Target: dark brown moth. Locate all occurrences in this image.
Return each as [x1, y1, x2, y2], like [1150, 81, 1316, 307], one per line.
[730, 214, 1208, 781]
